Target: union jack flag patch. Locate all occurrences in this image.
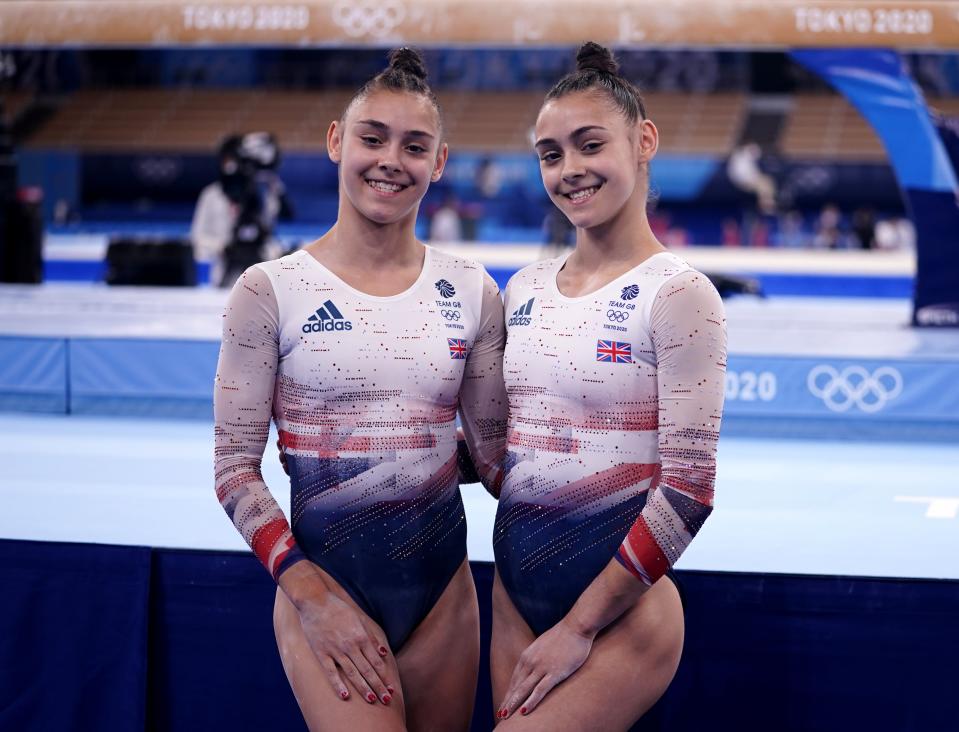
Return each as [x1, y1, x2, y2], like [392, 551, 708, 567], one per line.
[448, 338, 469, 359]
[596, 339, 632, 364]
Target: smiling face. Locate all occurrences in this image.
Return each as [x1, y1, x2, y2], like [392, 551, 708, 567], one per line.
[327, 89, 447, 226]
[534, 90, 657, 231]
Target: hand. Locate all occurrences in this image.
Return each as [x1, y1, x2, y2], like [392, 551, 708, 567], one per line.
[296, 592, 395, 705]
[497, 618, 594, 719]
[276, 438, 289, 476]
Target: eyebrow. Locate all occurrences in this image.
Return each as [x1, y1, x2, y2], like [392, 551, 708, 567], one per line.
[534, 125, 608, 148]
[356, 119, 435, 140]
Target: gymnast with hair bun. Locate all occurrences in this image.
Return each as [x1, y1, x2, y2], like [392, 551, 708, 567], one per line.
[489, 41, 727, 729]
[213, 48, 507, 731]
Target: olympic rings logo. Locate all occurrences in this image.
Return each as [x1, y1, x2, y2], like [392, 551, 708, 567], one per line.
[606, 310, 630, 323]
[441, 310, 461, 321]
[807, 364, 903, 413]
[332, 0, 405, 38]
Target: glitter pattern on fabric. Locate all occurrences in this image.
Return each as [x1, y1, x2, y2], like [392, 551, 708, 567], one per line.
[494, 251, 726, 634]
[214, 247, 507, 648]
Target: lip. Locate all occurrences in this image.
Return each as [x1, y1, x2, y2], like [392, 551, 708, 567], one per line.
[562, 183, 602, 205]
[365, 178, 410, 197]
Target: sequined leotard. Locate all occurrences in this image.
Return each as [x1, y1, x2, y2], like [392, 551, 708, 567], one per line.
[494, 251, 726, 635]
[214, 247, 507, 649]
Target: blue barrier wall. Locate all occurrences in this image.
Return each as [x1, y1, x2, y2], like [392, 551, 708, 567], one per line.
[1, 540, 956, 732]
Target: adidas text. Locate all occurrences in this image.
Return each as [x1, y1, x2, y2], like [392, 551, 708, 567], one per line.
[302, 320, 353, 333]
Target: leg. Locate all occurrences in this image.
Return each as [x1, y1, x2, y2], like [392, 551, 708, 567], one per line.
[493, 573, 684, 732]
[273, 575, 406, 732]
[490, 569, 534, 716]
[395, 559, 480, 732]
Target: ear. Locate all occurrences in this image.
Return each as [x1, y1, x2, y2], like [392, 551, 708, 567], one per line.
[327, 120, 343, 164]
[635, 119, 659, 166]
[431, 141, 449, 182]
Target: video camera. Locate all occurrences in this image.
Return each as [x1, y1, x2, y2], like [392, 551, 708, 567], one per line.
[219, 131, 286, 284]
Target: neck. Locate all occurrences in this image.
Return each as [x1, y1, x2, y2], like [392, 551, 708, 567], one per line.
[570, 187, 663, 271]
[319, 196, 422, 268]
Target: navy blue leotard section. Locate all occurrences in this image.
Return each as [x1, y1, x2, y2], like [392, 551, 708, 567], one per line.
[287, 453, 467, 651]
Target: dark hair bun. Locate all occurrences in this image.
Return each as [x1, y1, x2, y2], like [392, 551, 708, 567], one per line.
[576, 42, 618, 75]
[388, 47, 428, 81]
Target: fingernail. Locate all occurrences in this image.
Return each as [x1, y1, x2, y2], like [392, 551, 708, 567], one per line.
[521, 706, 528, 715]
[379, 645, 388, 656]
[339, 690, 349, 700]
[366, 692, 376, 703]
[382, 694, 391, 704]
[387, 685, 395, 694]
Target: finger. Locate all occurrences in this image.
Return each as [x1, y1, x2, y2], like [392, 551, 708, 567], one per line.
[355, 644, 392, 704]
[319, 656, 351, 701]
[338, 655, 376, 704]
[519, 674, 558, 716]
[359, 619, 391, 659]
[499, 670, 541, 720]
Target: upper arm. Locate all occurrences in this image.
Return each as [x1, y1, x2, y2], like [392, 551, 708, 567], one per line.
[650, 269, 727, 500]
[459, 271, 508, 495]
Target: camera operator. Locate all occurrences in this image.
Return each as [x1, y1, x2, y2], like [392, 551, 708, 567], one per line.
[190, 132, 291, 287]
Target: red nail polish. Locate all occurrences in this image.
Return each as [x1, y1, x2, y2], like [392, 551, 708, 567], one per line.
[521, 706, 527, 715]
[383, 694, 391, 704]
[379, 645, 388, 655]
[339, 690, 349, 700]
[387, 685, 395, 694]
[366, 692, 376, 703]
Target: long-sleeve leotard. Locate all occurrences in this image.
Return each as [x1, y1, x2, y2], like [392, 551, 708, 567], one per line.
[494, 251, 726, 634]
[214, 247, 507, 648]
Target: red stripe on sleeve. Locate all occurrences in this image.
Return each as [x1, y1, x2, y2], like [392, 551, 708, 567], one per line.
[623, 515, 671, 583]
[251, 517, 290, 571]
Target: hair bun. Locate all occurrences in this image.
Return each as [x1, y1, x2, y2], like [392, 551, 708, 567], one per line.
[388, 47, 428, 81]
[575, 42, 618, 75]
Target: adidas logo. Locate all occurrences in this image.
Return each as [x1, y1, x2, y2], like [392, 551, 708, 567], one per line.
[301, 300, 353, 333]
[508, 297, 534, 327]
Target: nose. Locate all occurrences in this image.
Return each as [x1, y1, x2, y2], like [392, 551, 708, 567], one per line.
[377, 143, 403, 175]
[561, 155, 585, 184]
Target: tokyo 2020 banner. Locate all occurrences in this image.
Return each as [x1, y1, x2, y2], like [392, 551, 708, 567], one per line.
[0, 1, 957, 48]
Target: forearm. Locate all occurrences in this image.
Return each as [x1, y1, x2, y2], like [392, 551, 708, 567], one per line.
[563, 558, 650, 637]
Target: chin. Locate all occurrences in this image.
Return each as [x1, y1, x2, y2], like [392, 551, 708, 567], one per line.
[561, 207, 605, 230]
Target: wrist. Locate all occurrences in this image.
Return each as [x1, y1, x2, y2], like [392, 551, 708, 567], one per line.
[277, 562, 328, 611]
[561, 610, 601, 640]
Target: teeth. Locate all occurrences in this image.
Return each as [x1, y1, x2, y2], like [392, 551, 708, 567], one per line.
[367, 180, 403, 193]
[568, 186, 598, 201]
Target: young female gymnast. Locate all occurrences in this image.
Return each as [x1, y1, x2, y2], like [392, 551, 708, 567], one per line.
[213, 48, 507, 732]
[490, 42, 727, 729]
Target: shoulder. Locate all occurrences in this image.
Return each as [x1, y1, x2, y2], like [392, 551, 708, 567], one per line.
[253, 249, 310, 280]
[427, 245, 486, 276]
[506, 254, 563, 292]
[427, 245, 496, 294]
[644, 252, 712, 294]
[647, 256, 724, 323]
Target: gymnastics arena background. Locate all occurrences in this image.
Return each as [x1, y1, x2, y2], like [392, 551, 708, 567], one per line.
[1, 2, 959, 730]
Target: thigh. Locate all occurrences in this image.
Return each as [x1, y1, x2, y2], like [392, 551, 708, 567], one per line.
[273, 584, 406, 732]
[490, 568, 535, 710]
[396, 559, 480, 732]
[496, 575, 684, 732]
